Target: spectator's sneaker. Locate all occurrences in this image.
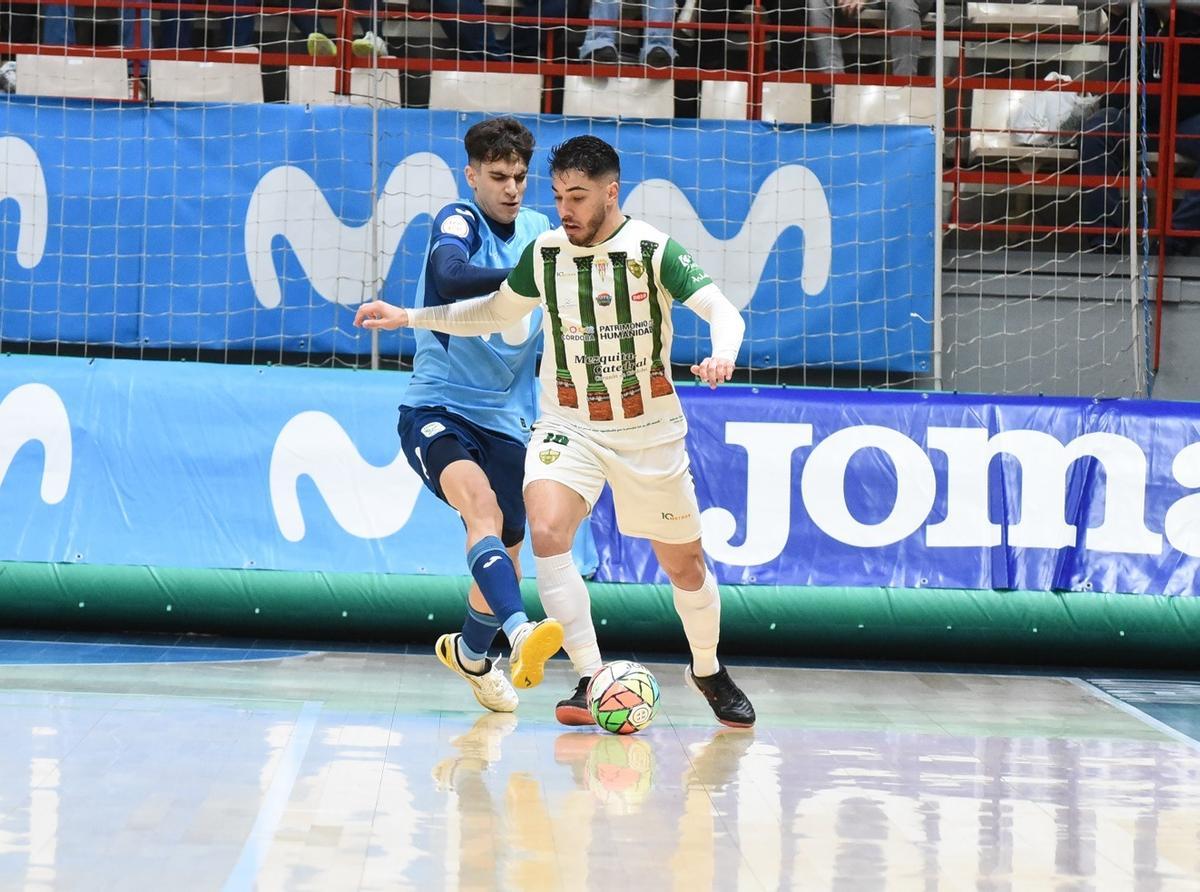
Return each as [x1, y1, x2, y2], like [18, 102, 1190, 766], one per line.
[351, 30, 388, 57]
[555, 675, 596, 726]
[685, 664, 756, 728]
[508, 618, 564, 689]
[644, 47, 672, 68]
[435, 633, 518, 713]
[582, 46, 619, 65]
[307, 31, 336, 57]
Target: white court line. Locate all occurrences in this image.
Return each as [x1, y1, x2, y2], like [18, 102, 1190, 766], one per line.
[1070, 678, 1200, 754]
[222, 700, 323, 892]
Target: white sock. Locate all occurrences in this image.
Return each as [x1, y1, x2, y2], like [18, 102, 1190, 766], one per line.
[673, 570, 721, 677]
[535, 551, 603, 677]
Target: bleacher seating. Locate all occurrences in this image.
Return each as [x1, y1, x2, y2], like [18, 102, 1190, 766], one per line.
[287, 66, 402, 106]
[833, 85, 938, 126]
[563, 76, 674, 119]
[429, 71, 541, 113]
[150, 60, 264, 103]
[15, 55, 129, 101]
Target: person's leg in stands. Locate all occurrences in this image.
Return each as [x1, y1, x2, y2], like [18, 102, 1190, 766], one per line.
[1079, 105, 1128, 249]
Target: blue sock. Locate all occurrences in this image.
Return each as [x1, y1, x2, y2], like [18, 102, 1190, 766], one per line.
[460, 605, 500, 661]
[467, 535, 528, 641]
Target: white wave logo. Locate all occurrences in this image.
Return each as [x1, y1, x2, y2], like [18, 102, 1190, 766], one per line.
[623, 165, 831, 309]
[245, 152, 460, 309]
[270, 411, 424, 542]
[0, 383, 71, 504]
[244, 156, 831, 312]
[0, 137, 48, 269]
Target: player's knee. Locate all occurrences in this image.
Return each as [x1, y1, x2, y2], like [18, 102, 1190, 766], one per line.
[662, 552, 707, 591]
[529, 516, 572, 556]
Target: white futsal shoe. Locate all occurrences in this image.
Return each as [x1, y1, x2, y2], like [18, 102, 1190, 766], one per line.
[436, 633, 519, 713]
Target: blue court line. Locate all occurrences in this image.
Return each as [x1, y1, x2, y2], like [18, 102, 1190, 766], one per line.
[222, 700, 323, 892]
[0, 638, 306, 665]
[1073, 679, 1200, 753]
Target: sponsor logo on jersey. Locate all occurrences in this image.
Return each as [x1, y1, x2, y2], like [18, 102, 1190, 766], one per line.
[627, 259, 644, 278]
[632, 291, 648, 302]
[678, 254, 693, 268]
[596, 291, 613, 307]
[539, 449, 561, 464]
[661, 511, 693, 521]
[421, 421, 446, 437]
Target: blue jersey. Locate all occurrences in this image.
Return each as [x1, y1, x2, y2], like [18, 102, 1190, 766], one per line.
[401, 201, 550, 443]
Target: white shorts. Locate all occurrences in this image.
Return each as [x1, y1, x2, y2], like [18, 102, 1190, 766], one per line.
[523, 424, 703, 544]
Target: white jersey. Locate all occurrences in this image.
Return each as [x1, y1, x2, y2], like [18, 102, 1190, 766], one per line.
[501, 217, 717, 450]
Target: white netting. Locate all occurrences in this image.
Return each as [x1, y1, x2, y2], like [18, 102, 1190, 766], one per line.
[0, 0, 1180, 395]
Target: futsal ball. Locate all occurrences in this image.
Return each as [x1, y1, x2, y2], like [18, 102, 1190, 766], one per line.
[587, 660, 660, 735]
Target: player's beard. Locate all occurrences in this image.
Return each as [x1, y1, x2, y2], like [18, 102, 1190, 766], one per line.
[565, 203, 610, 246]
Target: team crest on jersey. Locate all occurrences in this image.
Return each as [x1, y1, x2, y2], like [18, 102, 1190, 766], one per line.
[596, 291, 613, 307]
[632, 291, 648, 302]
[440, 214, 470, 238]
[627, 259, 644, 278]
[594, 258, 609, 278]
[539, 449, 561, 464]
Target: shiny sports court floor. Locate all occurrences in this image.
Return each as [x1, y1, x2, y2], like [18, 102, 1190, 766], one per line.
[2, 634, 1199, 890]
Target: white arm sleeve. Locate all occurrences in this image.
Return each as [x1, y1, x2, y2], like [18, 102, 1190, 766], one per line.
[683, 283, 745, 362]
[407, 283, 536, 336]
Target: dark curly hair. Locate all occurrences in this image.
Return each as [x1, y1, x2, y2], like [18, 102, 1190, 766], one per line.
[548, 135, 620, 181]
[463, 117, 535, 166]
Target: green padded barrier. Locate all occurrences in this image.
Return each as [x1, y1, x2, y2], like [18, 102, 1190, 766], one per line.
[2, 561, 1199, 666]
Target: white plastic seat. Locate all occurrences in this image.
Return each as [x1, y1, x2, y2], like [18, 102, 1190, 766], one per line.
[287, 65, 401, 106]
[150, 59, 263, 103]
[967, 2, 1081, 28]
[14, 54, 129, 100]
[761, 82, 812, 124]
[563, 76, 674, 119]
[700, 80, 748, 120]
[429, 71, 541, 113]
[833, 84, 938, 126]
[969, 89, 1078, 164]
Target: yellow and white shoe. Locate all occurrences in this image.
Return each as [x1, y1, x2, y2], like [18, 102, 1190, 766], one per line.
[435, 633, 518, 713]
[508, 619, 564, 689]
[306, 31, 336, 57]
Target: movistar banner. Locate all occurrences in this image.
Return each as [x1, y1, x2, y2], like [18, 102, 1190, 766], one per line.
[593, 387, 1200, 597]
[0, 99, 934, 372]
[0, 355, 595, 576]
[4, 355, 1199, 597]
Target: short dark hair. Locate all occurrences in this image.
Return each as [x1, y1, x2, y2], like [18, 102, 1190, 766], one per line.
[463, 117, 535, 166]
[548, 135, 620, 182]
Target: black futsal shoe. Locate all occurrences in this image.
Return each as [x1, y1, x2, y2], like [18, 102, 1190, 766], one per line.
[555, 675, 595, 726]
[685, 664, 756, 728]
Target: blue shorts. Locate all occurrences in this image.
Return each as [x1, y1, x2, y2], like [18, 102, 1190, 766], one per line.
[397, 405, 527, 547]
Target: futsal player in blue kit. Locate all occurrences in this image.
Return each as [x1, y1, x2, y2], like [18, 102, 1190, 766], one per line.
[393, 117, 563, 712]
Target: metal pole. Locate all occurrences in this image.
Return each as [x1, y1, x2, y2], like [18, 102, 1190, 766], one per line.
[370, 0, 382, 371]
[1128, 0, 1144, 395]
[931, 0, 946, 389]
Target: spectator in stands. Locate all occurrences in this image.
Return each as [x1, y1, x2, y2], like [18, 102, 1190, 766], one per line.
[37, 1, 254, 50]
[806, 0, 929, 77]
[578, 0, 676, 67]
[429, 0, 566, 61]
[1079, 8, 1200, 253]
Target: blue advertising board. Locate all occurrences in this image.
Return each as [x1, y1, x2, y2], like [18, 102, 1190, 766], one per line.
[0, 100, 935, 371]
[4, 355, 1200, 598]
[593, 387, 1200, 596]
